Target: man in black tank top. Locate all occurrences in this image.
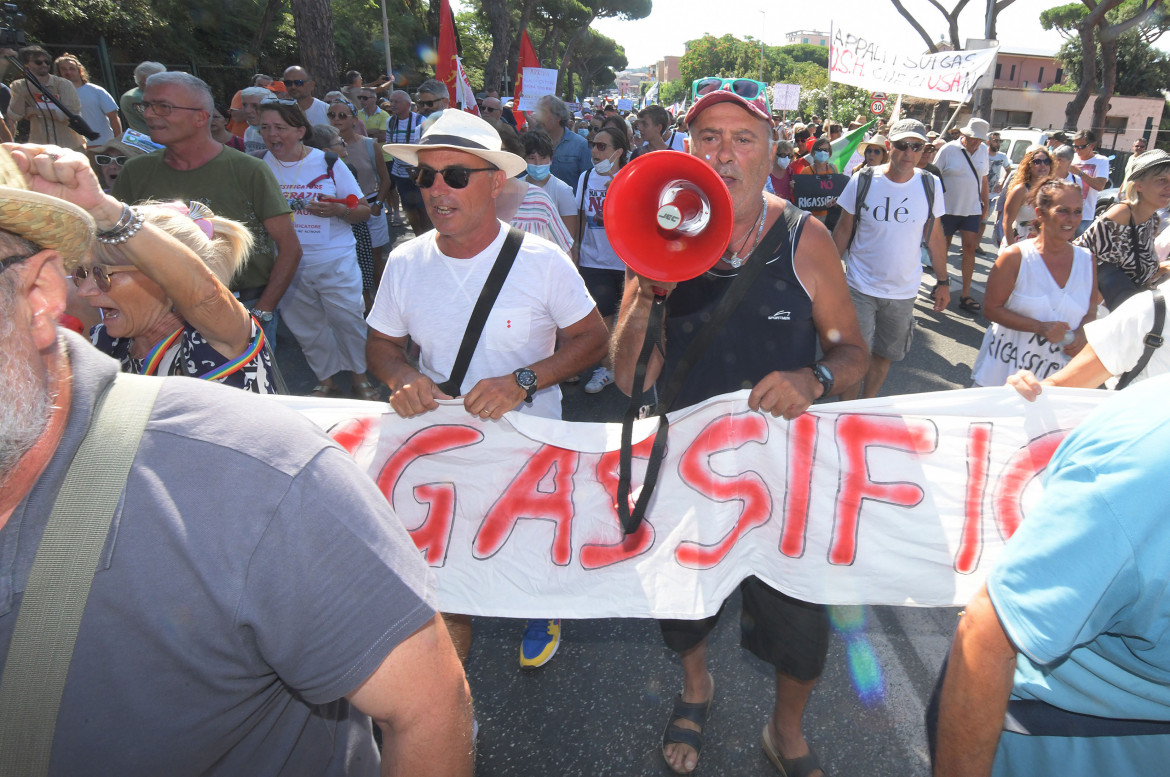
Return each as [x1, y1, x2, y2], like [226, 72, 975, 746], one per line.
[613, 85, 868, 777]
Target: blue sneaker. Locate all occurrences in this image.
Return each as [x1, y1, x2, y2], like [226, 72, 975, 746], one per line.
[519, 618, 561, 668]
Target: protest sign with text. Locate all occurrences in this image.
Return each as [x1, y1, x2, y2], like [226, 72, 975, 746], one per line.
[286, 387, 1106, 619]
[516, 67, 558, 111]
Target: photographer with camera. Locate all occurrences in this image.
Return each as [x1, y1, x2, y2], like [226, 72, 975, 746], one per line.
[3, 45, 84, 149]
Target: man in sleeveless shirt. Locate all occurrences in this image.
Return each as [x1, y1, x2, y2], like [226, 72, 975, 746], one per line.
[612, 84, 868, 777]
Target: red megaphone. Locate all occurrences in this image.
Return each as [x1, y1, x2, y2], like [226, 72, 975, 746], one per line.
[603, 150, 734, 283]
[319, 194, 361, 209]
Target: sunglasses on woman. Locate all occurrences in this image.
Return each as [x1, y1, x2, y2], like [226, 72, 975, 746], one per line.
[691, 76, 766, 102]
[1032, 158, 1052, 166]
[411, 165, 496, 189]
[326, 112, 352, 120]
[94, 155, 128, 166]
[864, 147, 884, 155]
[72, 263, 140, 292]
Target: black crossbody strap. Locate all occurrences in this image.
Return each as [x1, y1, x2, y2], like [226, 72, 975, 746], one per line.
[615, 207, 798, 534]
[437, 227, 525, 397]
[1116, 289, 1165, 390]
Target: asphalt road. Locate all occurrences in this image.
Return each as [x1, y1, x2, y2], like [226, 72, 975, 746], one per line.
[276, 223, 999, 777]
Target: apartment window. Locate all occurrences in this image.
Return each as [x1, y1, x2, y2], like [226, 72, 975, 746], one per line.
[1038, 66, 1044, 83]
[995, 64, 1002, 79]
[803, 37, 809, 43]
[1104, 116, 1129, 133]
[1009, 64, 1016, 81]
[993, 109, 1033, 127]
[1055, 68, 1063, 83]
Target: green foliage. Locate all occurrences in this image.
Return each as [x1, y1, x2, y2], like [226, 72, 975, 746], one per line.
[678, 35, 832, 93]
[1039, 2, 1088, 35]
[798, 84, 870, 124]
[1057, 30, 1170, 96]
[659, 79, 686, 105]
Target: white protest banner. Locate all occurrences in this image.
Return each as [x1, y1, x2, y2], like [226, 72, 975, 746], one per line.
[285, 387, 1107, 619]
[771, 83, 801, 111]
[516, 67, 558, 111]
[829, 23, 998, 101]
[617, 98, 634, 111]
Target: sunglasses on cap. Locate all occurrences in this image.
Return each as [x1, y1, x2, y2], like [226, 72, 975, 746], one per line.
[94, 154, 127, 166]
[411, 165, 496, 189]
[262, 98, 298, 106]
[72, 263, 140, 292]
[891, 140, 925, 152]
[282, 78, 308, 87]
[691, 76, 765, 102]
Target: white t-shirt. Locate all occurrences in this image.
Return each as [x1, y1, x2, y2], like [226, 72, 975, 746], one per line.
[665, 129, 687, 152]
[988, 150, 1010, 192]
[263, 147, 362, 264]
[576, 169, 625, 271]
[936, 140, 989, 217]
[840, 168, 946, 298]
[1072, 153, 1110, 221]
[1085, 277, 1170, 388]
[532, 173, 577, 220]
[76, 82, 118, 147]
[243, 125, 265, 154]
[366, 223, 597, 419]
[301, 98, 330, 127]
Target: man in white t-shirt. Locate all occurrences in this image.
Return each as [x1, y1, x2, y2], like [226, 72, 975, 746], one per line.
[832, 118, 949, 399]
[1070, 128, 1111, 236]
[281, 65, 329, 126]
[935, 117, 990, 313]
[367, 108, 608, 671]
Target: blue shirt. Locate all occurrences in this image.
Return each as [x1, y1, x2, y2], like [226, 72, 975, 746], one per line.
[551, 128, 592, 194]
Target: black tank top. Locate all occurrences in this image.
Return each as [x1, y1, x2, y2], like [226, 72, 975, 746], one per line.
[663, 204, 815, 409]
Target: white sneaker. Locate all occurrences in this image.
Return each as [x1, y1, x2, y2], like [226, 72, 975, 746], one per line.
[584, 367, 613, 394]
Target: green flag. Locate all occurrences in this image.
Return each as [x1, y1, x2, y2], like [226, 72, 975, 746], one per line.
[829, 119, 876, 172]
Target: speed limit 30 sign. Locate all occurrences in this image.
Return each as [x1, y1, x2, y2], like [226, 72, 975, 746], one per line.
[870, 99, 886, 115]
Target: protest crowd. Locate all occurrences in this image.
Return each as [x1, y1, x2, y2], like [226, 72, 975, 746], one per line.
[4, 23, 1170, 777]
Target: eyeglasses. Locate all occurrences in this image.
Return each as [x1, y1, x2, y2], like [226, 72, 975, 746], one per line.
[411, 165, 496, 189]
[417, 98, 443, 108]
[94, 154, 127, 166]
[1073, 143, 1090, 150]
[357, 95, 373, 101]
[29, 59, 50, 66]
[481, 106, 500, 113]
[864, 147, 884, 155]
[326, 112, 352, 120]
[1032, 158, 1052, 166]
[282, 78, 308, 87]
[691, 76, 765, 102]
[134, 101, 205, 117]
[589, 141, 612, 151]
[72, 263, 140, 292]
[892, 140, 925, 152]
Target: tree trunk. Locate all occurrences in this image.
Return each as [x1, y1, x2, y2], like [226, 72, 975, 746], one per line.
[539, 27, 560, 67]
[483, 0, 511, 93]
[251, 0, 285, 69]
[557, 23, 593, 96]
[975, 0, 1016, 122]
[1092, 33, 1118, 141]
[289, 0, 339, 95]
[1064, 19, 1098, 130]
[507, 0, 539, 92]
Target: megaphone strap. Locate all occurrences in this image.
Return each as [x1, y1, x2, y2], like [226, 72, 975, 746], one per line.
[616, 209, 797, 535]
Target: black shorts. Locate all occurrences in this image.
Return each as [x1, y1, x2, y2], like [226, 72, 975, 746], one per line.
[659, 576, 829, 682]
[389, 170, 424, 210]
[940, 213, 981, 237]
[578, 266, 625, 319]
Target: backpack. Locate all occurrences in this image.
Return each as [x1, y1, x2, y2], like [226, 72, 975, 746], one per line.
[845, 167, 936, 253]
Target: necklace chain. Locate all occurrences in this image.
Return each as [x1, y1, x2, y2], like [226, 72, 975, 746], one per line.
[727, 195, 768, 269]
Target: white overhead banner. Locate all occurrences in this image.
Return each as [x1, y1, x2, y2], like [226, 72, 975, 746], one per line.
[829, 24, 998, 101]
[284, 387, 1106, 619]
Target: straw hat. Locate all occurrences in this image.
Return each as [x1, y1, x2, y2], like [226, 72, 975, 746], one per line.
[0, 148, 95, 270]
[858, 134, 890, 155]
[383, 109, 526, 177]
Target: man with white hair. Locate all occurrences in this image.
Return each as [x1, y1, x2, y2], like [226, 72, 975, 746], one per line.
[384, 88, 429, 234]
[119, 60, 165, 134]
[0, 143, 473, 775]
[239, 86, 272, 154]
[935, 117, 990, 313]
[113, 71, 301, 343]
[531, 94, 591, 193]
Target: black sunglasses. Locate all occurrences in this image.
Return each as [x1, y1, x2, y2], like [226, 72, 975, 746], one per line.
[864, 147, 884, 154]
[589, 141, 612, 151]
[357, 95, 373, 100]
[94, 154, 127, 166]
[1073, 143, 1090, 150]
[417, 97, 443, 108]
[892, 140, 925, 152]
[411, 165, 496, 189]
[1032, 158, 1052, 166]
[481, 106, 500, 113]
[326, 112, 352, 119]
[282, 78, 308, 87]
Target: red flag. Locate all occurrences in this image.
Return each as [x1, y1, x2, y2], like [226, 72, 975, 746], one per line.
[514, 29, 540, 129]
[436, 0, 458, 99]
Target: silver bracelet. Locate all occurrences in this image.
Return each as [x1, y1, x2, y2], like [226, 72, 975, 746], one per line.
[96, 205, 145, 245]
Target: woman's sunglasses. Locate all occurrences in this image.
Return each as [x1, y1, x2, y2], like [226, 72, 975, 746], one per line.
[94, 155, 127, 166]
[411, 165, 495, 189]
[326, 112, 352, 120]
[72, 263, 139, 292]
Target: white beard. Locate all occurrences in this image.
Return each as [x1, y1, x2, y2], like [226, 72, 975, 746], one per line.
[0, 314, 53, 482]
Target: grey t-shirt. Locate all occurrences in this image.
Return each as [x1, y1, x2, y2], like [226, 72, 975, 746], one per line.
[0, 332, 435, 776]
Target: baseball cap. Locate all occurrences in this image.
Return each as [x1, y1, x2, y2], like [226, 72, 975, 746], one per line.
[889, 119, 928, 143]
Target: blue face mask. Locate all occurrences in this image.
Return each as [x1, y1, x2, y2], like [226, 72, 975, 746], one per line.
[576, 127, 589, 137]
[527, 163, 551, 181]
[813, 150, 830, 164]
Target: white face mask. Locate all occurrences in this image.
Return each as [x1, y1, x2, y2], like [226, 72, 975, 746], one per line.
[776, 156, 791, 170]
[593, 155, 616, 175]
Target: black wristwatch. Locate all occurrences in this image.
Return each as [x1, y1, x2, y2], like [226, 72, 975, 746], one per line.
[513, 367, 538, 404]
[809, 362, 834, 398]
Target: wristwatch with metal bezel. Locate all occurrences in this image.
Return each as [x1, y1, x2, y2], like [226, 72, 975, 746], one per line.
[809, 362, 834, 398]
[513, 367, 538, 404]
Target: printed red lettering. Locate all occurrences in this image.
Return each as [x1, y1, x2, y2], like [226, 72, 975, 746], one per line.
[832, 415, 938, 565]
[579, 434, 658, 570]
[955, 422, 992, 574]
[675, 412, 772, 569]
[328, 416, 378, 455]
[993, 430, 1066, 540]
[377, 424, 484, 565]
[474, 444, 580, 565]
[780, 414, 820, 558]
